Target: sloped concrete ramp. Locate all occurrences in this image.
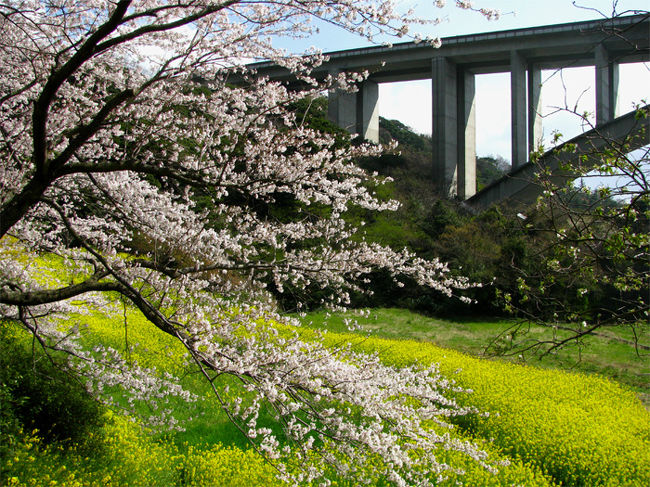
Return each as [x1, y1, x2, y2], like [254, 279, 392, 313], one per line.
[465, 106, 650, 211]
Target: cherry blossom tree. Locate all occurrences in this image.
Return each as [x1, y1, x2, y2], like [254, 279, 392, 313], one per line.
[0, 1, 499, 484]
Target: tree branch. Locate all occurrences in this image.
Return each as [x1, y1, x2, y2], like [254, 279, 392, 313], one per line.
[0, 270, 116, 306]
[32, 0, 131, 174]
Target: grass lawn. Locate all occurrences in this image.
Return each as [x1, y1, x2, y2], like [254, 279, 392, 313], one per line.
[299, 308, 650, 405]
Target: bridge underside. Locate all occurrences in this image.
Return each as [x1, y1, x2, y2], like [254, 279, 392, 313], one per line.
[250, 14, 650, 205]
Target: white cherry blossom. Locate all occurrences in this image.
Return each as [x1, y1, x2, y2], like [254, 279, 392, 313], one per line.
[0, 1, 499, 484]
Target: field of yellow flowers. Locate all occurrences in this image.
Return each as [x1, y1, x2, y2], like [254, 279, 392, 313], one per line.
[1, 244, 649, 486]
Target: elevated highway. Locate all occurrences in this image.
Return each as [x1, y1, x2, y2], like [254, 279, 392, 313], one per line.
[249, 14, 650, 203]
[465, 106, 650, 210]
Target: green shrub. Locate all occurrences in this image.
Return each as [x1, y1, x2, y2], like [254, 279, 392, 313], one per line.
[0, 328, 104, 446]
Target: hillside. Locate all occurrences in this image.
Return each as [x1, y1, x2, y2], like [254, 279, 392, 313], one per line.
[340, 117, 516, 316]
[2, 244, 649, 486]
[375, 117, 510, 192]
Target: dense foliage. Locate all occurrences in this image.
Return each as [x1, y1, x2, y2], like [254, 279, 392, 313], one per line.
[0, 330, 104, 446]
[349, 113, 648, 350]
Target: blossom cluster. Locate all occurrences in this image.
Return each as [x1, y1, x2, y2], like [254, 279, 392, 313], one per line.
[1, 1, 498, 484]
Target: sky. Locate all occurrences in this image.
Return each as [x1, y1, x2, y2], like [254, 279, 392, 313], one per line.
[275, 0, 649, 162]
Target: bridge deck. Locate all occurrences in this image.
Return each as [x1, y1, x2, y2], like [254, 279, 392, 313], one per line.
[247, 15, 649, 206]
[250, 14, 649, 81]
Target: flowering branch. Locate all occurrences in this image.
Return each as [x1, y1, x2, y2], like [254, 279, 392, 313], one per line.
[0, 1, 497, 483]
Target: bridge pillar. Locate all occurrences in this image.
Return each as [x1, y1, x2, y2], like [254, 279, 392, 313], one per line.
[327, 76, 379, 142]
[458, 70, 477, 199]
[512, 53, 544, 167]
[595, 45, 619, 125]
[432, 57, 458, 197]
[511, 51, 528, 169]
[432, 58, 476, 199]
[528, 66, 543, 154]
[357, 80, 380, 142]
[327, 83, 357, 134]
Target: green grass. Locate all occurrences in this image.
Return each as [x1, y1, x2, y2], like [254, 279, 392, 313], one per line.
[299, 308, 650, 401]
[4, 302, 649, 486]
[3, 237, 648, 485]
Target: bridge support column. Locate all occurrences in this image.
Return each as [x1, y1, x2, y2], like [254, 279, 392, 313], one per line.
[511, 51, 528, 169]
[595, 45, 619, 125]
[432, 58, 476, 199]
[458, 70, 476, 199]
[328, 82, 357, 134]
[528, 65, 543, 154]
[432, 57, 458, 198]
[327, 76, 379, 142]
[357, 80, 380, 142]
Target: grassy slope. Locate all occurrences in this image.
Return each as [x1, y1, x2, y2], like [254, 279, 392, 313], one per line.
[60, 299, 650, 486]
[301, 308, 650, 398]
[295, 313, 650, 486]
[4, 299, 649, 486]
[2, 239, 648, 485]
[4, 305, 555, 487]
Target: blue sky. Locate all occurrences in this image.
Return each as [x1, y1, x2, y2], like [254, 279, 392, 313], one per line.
[275, 0, 648, 52]
[277, 0, 650, 162]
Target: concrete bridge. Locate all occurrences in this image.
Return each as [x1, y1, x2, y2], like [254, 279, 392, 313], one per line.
[250, 14, 650, 203]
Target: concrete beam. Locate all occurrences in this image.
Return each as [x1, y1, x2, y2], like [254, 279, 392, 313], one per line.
[250, 15, 649, 83]
[465, 105, 650, 211]
[511, 51, 528, 168]
[595, 44, 620, 125]
[432, 57, 458, 198]
[457, 70, 477, 199]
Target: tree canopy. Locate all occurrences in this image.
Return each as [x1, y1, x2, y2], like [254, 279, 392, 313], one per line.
[0, 1, 501, 484]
